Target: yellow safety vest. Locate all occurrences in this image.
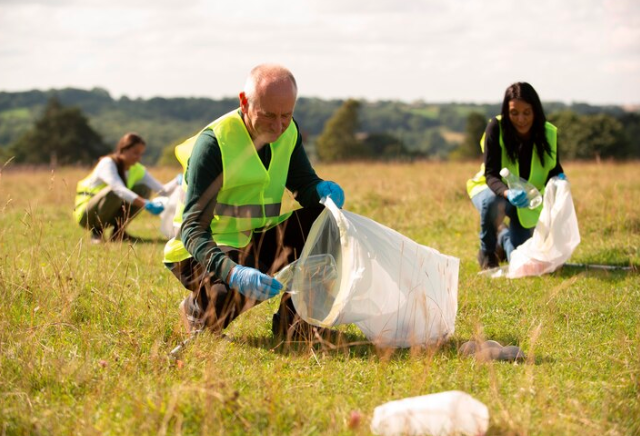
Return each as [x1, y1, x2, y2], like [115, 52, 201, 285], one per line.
[73, 161, 146, 223]
[163, 110, 297, 263]
[466, 116, 558, 228]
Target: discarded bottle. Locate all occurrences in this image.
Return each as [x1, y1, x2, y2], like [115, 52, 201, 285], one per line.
[275, 254, 338, 295]
[500, 167, 542, 209]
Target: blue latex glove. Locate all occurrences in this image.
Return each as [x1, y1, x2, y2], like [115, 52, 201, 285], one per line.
[228, 265, 283, 300]
[316, 181, 345, 208]
[176, 173, 183, 185]
[557, 173, 567, 180]
[507, 189, 529, 208]
[144, 199, 165, 215]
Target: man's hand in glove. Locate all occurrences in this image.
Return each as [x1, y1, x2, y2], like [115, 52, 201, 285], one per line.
[228, 265, 283, 301]
[316, 181, 345, 208]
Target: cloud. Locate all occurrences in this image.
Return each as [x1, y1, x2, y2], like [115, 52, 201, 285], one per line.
[0, 0, 638, 104]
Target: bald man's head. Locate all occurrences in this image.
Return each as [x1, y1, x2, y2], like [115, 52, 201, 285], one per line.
[243, 64, 298, 106]
[239, 64, 298, 147]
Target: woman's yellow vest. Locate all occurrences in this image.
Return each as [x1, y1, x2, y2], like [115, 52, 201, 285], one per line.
[466, 116, 558, 228]
[73, 161, 146, 223]
[163, 110, 297, 263]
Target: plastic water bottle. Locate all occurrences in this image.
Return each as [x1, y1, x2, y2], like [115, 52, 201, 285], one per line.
[500, 168, 542, 209]
[275, 254, 338, 295]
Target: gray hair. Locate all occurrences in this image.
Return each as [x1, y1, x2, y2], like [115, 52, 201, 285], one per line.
[243, 64, 298, 105]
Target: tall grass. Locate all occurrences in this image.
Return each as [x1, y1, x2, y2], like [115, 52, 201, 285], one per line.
[0, 161, 638, 435]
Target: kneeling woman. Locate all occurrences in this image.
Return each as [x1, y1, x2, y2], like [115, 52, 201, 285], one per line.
[74, 132, 178, 243]
[466, 82, 565, 270]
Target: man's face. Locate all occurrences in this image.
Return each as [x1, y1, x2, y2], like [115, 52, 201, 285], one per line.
[240, 80, 297, 146]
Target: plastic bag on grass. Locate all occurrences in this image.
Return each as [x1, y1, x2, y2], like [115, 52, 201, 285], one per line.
[158, 187, 184, 239]
[276, 198, 459, 347]
[370, 391, 489, 436]
[488, 176, 580, 278]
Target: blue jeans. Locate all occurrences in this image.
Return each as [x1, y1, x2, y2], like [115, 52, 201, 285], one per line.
[471, 188, 533, 261]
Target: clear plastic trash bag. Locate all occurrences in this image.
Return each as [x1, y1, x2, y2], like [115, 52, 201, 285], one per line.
[275, 198, 459, 347]
[157, 187, 184, 239]
[370, 390, 489, 436]
[489, 176, 580, 278]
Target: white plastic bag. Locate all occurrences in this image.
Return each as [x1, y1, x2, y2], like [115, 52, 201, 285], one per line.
[505, 176, 580, 278]
[158, 187, 184, 239]
[370, 390, 489, 436]
[278, 198, 459, 348]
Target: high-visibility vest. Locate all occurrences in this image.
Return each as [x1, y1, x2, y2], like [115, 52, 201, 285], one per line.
[73, 161, 146, 223]
[167, 130, 201, 231]
[163, 109, 297, 263]
[466, 116, 557, 228]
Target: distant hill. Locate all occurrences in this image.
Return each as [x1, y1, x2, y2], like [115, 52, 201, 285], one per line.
[0, 88, 632, 163]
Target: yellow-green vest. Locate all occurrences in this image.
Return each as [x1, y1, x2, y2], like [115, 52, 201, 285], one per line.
[168, 131, 199, 231]
[163, 110, 297, 263]
[466, 116, 558, 228]
[73, 161, 146, 223]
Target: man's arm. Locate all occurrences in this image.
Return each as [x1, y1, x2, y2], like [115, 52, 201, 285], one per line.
[181, 130, 237, 281]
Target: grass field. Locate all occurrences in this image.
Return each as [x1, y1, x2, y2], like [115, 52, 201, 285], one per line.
[1, 161, 639, 435]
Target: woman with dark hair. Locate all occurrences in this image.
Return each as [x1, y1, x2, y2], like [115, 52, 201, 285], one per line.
[74, 132, 179, 243]
[466, 82, 565, 270]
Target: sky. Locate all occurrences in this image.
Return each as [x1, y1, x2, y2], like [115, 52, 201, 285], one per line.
[1, 0, 639, 106]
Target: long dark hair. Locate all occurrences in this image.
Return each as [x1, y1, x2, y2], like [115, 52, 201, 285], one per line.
[500, 82, 551, 165]
[107, 132, 146, 183]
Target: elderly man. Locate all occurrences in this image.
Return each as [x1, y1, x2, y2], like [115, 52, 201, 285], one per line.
[163, 64, 345, 341]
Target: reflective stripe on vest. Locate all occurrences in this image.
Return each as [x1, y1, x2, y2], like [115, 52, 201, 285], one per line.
[213, 202, 282, 218]
[73, 161, 146, 223]
[466, 116, 557, 228]
[163, 110, 297, 264]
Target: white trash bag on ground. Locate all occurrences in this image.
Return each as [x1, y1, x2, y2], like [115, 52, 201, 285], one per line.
[504, 176, 580, 278]
[276, 198, 459, 348]
[370, 390, 489, 436]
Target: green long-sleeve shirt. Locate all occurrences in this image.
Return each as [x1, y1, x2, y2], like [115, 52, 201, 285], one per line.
[181, 116, 322, 281]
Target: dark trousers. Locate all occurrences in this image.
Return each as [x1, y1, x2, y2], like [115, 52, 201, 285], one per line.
[79, 184, 151, 234]
[167, 206, 324, 333]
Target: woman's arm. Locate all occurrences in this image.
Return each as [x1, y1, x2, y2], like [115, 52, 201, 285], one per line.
[95, 157, 146, 206]
[139, 171, 180, 196]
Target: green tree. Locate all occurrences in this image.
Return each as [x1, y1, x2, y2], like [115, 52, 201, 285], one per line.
[619, 113, 640, 158]
[9, 96, 107, 165]
[548, 111, 581, 159]
[584, 114, 626, 159]
[549, 111, 626, 160]
[315, 99, 363, 162]
[451, 111, 487, 160]
[424, 129, 450, 158]
[362, 132, 406, 160]
[439, 105, 466, 131]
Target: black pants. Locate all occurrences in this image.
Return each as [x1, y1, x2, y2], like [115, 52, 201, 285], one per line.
[167, 206, 323, 333]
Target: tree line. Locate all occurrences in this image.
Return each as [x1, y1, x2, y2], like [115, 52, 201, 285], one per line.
[0, 87, 638, 166]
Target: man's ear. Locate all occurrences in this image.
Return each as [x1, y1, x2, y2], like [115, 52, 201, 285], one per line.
[239, 92, 249, 112]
